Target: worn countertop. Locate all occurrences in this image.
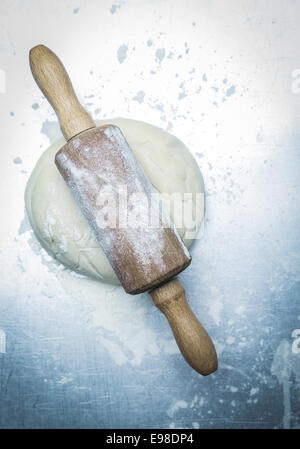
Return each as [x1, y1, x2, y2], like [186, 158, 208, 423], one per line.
[0, 0, 299, 429]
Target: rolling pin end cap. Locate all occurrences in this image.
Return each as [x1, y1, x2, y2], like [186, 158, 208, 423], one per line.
[200, 356, 218, 376]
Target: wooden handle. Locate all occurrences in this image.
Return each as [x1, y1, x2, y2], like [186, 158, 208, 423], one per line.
[29, 45, 95, 140]
[151, 278, 218, 375]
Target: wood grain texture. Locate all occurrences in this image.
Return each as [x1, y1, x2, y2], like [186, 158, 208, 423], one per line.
[29, 45, 95, 140]
[151, 279, 218, 375]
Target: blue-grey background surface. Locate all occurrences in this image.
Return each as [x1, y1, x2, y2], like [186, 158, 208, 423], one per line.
[0, 0, 300, 429]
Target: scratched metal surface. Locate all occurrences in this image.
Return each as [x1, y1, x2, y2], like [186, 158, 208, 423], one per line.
[0, 0, 300, 429]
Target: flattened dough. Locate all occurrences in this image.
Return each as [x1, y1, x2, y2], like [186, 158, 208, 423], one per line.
[25, 118, 204, 285]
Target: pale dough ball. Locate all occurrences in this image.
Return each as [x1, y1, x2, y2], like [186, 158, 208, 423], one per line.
[25, 118, 204, 285]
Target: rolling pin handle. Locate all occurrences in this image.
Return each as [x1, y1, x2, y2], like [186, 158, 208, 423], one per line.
[29, 44, 95, 140]
[150, 278, 218, 376]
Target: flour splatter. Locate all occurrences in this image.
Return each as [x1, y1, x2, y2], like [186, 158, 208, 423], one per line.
[208, 298, 223, 326]
[117, 44, 128, 64]
[226, 85, 236, 96]
[155, 48, 165, 63]
[167, 400, 188, 417]
[132, 91, 145, 104]
[41, 120, 61, 144]
[110, 4, 121, 14]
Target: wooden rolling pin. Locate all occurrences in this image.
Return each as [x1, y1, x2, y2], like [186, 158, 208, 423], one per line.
[29, 45, 218, 375]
